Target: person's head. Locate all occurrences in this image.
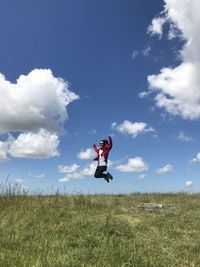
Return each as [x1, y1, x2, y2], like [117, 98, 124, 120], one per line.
[99, 139, 108, 148]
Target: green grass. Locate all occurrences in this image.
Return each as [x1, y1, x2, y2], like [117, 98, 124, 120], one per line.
[0, 190, 200, 266]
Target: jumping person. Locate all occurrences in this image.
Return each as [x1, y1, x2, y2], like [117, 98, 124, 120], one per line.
[93, 136, 113, 183]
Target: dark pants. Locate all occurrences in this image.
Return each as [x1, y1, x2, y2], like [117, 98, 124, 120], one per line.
[94, 166, 107, 179]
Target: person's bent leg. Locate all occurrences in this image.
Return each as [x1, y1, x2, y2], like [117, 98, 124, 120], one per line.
[94, 166, 110, 183]
[107, 172, 113, 180]
[94, 166, 107, 178]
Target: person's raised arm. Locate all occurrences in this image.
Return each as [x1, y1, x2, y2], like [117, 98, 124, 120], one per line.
[108, 136, 112, 150]
[93, 144, 99, 153]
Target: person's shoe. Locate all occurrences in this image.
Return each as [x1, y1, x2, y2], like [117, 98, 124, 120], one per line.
[107, 172, 113, 180]
[104, 177, 110, 183]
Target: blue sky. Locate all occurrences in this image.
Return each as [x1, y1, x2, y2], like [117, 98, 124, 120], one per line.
[0, 0, 200, 194]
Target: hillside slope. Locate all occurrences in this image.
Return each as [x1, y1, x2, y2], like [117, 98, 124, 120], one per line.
[0, 193, 200, 266]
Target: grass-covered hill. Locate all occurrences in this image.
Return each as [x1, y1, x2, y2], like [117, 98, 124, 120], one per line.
[0, 192, 200, 266]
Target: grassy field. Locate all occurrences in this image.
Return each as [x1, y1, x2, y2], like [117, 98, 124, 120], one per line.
[0, 189, 200, 266]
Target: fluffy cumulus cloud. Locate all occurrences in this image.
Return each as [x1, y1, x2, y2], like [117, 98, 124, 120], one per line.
[177, 131, 192, 142]
[191, 153, 200, 163]
[0, 69, 79, 160]
[0, 130, 60, 160]
[148, 17, 167, 38]
[0, 141, 9, 162]
[59, 162, 96, 182]
[77, 148, 95, 160]
[156, 164, 173, 174]
[8, 129, 59, 159]
[0, 69, 79, 133]
[138, 90, 151, 99]
[185, 180, 192, 188]
[58, 163, 80, 173]
[116, 157, 149, 173]
[111, 120, 154, 138]
[147, 0, 200, 120]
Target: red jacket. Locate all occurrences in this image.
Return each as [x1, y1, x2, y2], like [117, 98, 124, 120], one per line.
[93, 136, 112, 163]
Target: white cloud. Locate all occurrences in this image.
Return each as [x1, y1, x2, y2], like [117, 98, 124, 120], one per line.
[15, 178, 23, 185]
[148, 63, 200, 119]
[28, 172, 45, 178]
[131, 46, 151, 60]
[131, 50, 139, 59]
[107, 160, 113, 168]
[0, 141, 9, 162]
[168, 24, 180, 40]
[142, 46, 151, 57]
[59, 172, 80, 182]
[185, 180, 192, 187]
[191, 152, 200, 163]
[112, 120, 154, 138]
[58, 163, 80, 173]
[81, 162, 97, 176]
[88, 129, 97, 135]
[0, 69, 79, 160]
[156, 164, 173, 174]
[8, 129, 59, 159]
[148, 17, 167, 38]
[59, 162, 96, 182]
[0, 69, 79, 133]
[77, 148, 95, 160]
[138, 90, 151, 99]
[137, 174, 145, 180]
[116, 157, 149, 173]
[177, 131, 192, 142]
[147, 0, 200, 120]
